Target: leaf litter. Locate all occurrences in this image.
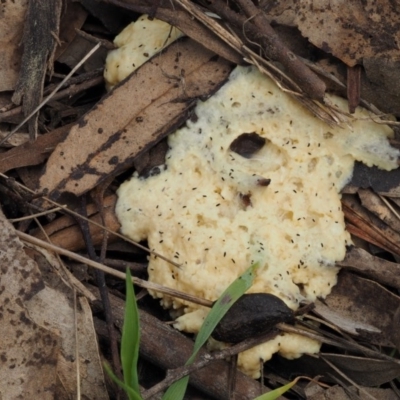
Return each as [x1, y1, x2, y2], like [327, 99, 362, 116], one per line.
[1, 1, 400, 399]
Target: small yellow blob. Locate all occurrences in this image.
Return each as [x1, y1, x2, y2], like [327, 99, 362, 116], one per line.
[104, 15, 183, 89]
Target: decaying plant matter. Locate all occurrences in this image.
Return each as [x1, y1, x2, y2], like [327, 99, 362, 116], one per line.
[1, 1, 400, 399]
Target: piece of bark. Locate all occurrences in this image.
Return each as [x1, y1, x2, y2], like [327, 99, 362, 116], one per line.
[11, 0, 62, 140]
[39, 38, 233, 200]
[90, 286, 283, 400]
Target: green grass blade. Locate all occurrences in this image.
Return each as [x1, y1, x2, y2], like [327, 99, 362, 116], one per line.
[121, 268, 141, 394]
[253, 377, 300, 400]
[104, 362, 143, 400]
[162, 262, 260, 400]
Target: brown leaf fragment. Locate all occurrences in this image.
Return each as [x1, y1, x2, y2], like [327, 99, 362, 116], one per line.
[323, 271, 400, 347]
[39, 38, 234, 200]
[229, 132, 266, 159]
[314, 300, 381, 337]
[0, 123, 72, 173]
[11, 0, 62, 140]
[321, 354, 400, 388]
[338, 247, 400, 290]
[57, 34, 108, 72]
[54, 0, 88, 61]
[0, 208, 60, 399]
[265, 1, 400, 67]
[26, 247, 109, 399]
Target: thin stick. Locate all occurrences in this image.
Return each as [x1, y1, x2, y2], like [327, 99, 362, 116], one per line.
[0, 43, 101, 146]
[9, 206, 64, 222]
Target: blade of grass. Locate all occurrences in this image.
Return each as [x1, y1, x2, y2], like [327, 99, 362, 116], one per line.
[253, 377, 300, 400]
[104, 362, 143, 400]
[162, 262, 260, 400]
[122, 268, 141, 394]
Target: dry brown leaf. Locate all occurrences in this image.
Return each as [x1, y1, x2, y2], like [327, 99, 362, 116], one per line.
[313, 300, 381, 337]
[25, 246, 108, 399]
[0, 123, 72, 173]
[57, 34, 109, 72]
[338, 247, 400, 290]
[0, 208, 60, 399]
[0, 1, 26, 91]
[39, 38, 233, 199]
[265, 1, 400, 115]
[321, 354, 400, 388]
[0, 205, 107, 398]
[55, 0, 88, 61]
[265, 1, 400, 67]
[322, 271, 400, 347]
